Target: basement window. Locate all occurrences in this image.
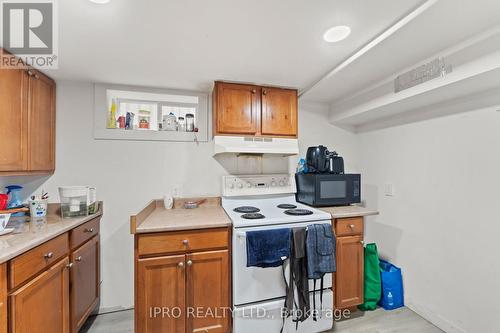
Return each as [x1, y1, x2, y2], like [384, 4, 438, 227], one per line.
[94, 83, 209, 142]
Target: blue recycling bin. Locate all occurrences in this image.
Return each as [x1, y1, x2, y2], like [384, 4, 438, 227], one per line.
[379, 260, 404, 310]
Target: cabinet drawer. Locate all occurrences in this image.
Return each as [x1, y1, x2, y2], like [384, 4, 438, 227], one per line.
[335, 217, 364, 236]
[9, 233, 69, 289]
[70, 217, 100, 250]
[138, 228, 228, 256]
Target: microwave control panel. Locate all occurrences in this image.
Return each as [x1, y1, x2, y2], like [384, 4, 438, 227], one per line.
[222, 174, 296, 197]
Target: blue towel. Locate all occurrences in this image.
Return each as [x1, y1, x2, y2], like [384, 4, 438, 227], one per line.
[306, 224, 336, 279]
[246, 228, 291, 268]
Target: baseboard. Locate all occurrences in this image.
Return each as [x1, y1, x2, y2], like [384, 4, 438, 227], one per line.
[406, 299, 468, 333]
[95, 306, 134, 315]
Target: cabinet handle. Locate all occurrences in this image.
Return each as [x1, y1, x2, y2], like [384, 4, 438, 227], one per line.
[44, 252, 54, 259]
[27, 70, 34, 76]
[75, 256, 82, 262]
[349, 224, 355, 229]
[262, 90, 267, 95]
[251, 89, 256, 94]
[84, 228, 94, 233]
[187, 260, 193, 266]
[66, 263, 74, 269]
[34, 74, 39, 79]
[360, 241, 364, 245]
[178, 262, 184, 268]
[182, 239, 189, 245]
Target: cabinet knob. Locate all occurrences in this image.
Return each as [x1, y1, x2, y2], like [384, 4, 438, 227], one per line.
[182, 239, 189, 245]
[360, 241, 364, 245]
[349, 224, 355, 229]
[66, 263, 74, 269]
[187, 260, 193, 266]
[84, 228, 94, 233]
[178, 262, 184, 268]
[44, 252, 54, 259]
[27, 70, 34, 76]
[251, 89, 256, 94]
[34, 74, 39, 79]
[262, 90, 267, 95]
[76, 256, 82, 262]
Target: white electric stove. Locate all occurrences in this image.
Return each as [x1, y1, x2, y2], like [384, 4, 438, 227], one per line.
[221, 174, 334, 333]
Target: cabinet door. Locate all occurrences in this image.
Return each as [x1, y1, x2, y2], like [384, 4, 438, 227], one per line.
[186, 250, 229, 333]
[261, 87, 297, 137]
[28, 70, 56, 171]
[10, 257, 70, 333]
[70, 236, 99, 333]
[215, 82, 259, 135]
[137, 255, 186, 333]
[335, 236, 364, 309]
[0, 68, 28, 171]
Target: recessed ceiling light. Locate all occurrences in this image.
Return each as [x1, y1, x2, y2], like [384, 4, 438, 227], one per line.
[323, 25, 351, 43]
[89, 0, 111, 4]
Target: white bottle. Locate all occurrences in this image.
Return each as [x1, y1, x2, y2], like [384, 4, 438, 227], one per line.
[387, 291, 394, 307]
[163, 194, 173, 209]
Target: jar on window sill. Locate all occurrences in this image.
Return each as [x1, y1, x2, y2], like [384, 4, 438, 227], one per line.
[185, 113, 194, 132]
[178, 116, 186, 131]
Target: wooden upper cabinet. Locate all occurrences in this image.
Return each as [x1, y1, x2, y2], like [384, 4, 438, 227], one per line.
[214, 82, 259, 135]
[9, 257, 70, 333]
[70, 236, 99, 333]
[137, 255, 186, 333]
[186, 250, 229, 333]
[213, 81, 298, 138]
[261, 87, 297, 137]
[0, 69, 28, 172]
[0, 51, 56, 175]
[28, 70, 56, 172]
[335, 235, 364, 309]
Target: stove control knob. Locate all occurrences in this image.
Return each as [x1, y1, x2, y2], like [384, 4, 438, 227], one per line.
[237, 183, 243, 189]
[271, 181, 277, 187]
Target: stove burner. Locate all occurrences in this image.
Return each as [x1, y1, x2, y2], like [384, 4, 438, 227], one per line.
[284, 209, 314, 216]
[277, 204, 297, 209]
[241, 213, 266, 220]
[233, 206, 260, 214]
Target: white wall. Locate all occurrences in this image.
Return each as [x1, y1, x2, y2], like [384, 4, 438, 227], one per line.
[359, 106, 500, 333]
[0, 82, 359, 311]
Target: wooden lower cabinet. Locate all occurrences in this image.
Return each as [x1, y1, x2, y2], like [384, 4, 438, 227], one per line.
[135, 228, 230, 333]
[137, 255, 186, 333]
[186, 250, 229, 333]
[0, 264, 7, 333]
[335, 235, 364, 309]
[9, 257, 70, 333]
[70, 236, 100, 333]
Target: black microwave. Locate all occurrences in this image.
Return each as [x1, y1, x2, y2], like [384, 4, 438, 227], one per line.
[295, 173, 361, 207]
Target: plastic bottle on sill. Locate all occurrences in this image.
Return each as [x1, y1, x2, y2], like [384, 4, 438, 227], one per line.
[108, 99, 117, 129]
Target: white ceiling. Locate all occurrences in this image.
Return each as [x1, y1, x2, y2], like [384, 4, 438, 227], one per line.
[52, 0, 422, 92]
[302, 0, 500, 103]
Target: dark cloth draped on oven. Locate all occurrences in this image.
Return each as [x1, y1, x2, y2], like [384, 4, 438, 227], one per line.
[246, 228, 291, 268]
[283, 227, 310, 326]
[306, 223, 336, 320]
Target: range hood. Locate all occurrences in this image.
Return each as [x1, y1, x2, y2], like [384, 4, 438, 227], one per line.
[213, 136, 299, 156]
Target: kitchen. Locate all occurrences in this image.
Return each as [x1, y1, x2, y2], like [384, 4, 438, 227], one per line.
[1, 0, 500, 332]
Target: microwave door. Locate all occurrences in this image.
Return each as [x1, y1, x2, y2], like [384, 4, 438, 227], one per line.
[315, 175, 348, 206]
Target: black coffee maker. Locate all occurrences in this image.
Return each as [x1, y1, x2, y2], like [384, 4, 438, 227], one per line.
[306, 145, 344, 174]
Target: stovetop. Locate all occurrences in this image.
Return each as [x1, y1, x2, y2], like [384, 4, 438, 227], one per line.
[222, 194, 331, 228]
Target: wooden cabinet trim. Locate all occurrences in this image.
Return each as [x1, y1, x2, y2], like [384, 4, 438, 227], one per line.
[0, 264, 6, 333]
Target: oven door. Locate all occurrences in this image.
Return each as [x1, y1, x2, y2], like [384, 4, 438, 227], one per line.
[314, 174, 360, 206]
[232, 220, 332, 306]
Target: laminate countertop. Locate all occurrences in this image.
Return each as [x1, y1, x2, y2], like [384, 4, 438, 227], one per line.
[0, 203, 103, 264]
[131, 197, 231, 234]
[320, 205, 379, 219]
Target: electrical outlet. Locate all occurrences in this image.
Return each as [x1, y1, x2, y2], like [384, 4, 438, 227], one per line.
[384, 184, 394, 197]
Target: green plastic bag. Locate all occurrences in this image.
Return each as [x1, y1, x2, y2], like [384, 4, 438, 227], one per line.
[358, 243, 381, 311]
